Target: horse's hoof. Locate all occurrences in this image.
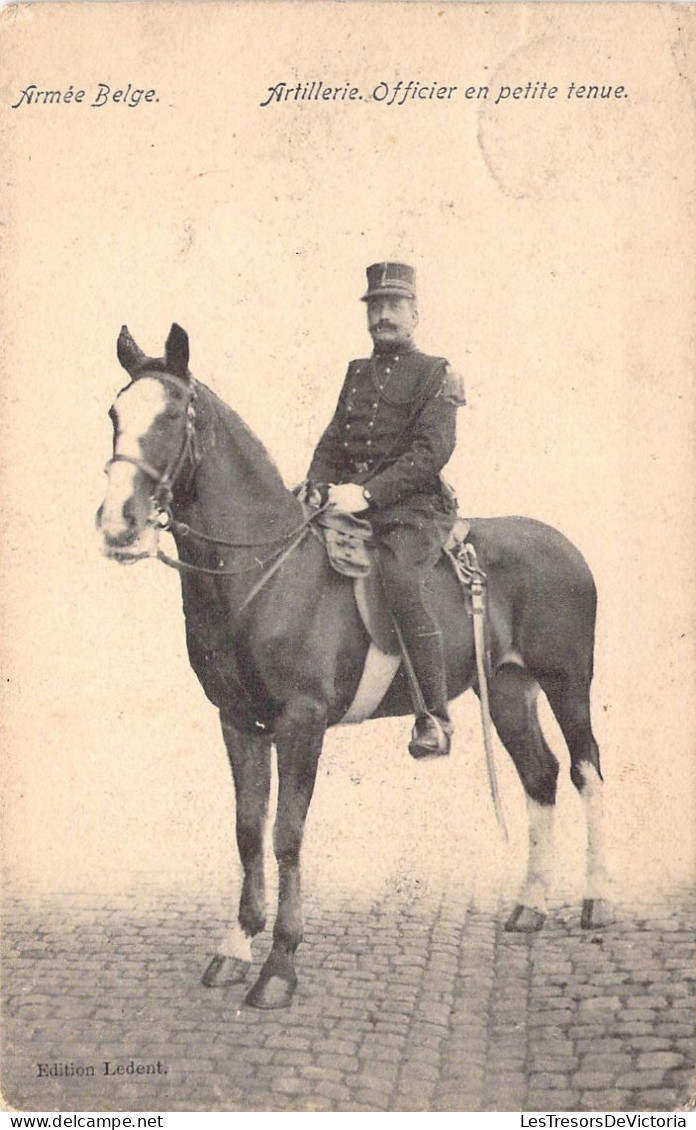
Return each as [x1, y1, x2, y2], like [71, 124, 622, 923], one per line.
[581, 898, 614, 929]
[505, 904, 546, 933]
[245, 974, 296, 1009]
[201, 953, 250, 987]
[244, 951, 297, 1009]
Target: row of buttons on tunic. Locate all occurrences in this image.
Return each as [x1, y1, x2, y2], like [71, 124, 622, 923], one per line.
[341, 356, 401, 448]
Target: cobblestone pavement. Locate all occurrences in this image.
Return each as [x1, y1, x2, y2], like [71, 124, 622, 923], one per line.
[2, 885, 694, 1113]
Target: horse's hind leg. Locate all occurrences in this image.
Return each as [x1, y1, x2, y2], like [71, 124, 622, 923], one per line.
[487, 665, 560, 932]
[246, 695, 326, 1009]
[539, 673, 613, 928]
[202, 720, 272, 987]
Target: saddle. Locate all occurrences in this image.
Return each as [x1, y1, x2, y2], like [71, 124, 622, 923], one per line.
[315, 509, 473, 655]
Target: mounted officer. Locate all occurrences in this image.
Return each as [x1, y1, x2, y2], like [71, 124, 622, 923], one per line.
[300, 262, 466, 759]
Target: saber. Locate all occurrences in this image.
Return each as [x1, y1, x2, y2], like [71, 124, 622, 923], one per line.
[465, 546, 509, 840]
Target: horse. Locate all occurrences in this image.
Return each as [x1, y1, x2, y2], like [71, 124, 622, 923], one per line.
[96, 323, 612, 1010]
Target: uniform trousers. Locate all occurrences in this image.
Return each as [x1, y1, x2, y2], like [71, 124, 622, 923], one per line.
[370, 494, 452, 720]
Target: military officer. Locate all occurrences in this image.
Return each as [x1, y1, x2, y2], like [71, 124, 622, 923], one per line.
[301, 262, 465, 759]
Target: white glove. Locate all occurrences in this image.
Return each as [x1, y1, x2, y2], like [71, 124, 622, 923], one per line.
[328, 483, 369, 513]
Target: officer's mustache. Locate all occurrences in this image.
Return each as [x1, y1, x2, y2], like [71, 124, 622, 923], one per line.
[371, 321, 398, 331]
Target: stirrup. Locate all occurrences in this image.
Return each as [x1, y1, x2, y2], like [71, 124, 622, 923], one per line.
[408, 713, 452, 760]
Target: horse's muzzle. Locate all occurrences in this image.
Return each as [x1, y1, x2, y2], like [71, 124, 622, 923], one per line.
[96, 501, 159, 562]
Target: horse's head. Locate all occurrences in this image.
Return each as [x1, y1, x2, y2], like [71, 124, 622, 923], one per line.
[97, 324, 196, 562]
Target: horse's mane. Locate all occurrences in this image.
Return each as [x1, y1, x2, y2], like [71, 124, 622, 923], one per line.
[192, 378, 300, 518]
[123, 349, 301, 525]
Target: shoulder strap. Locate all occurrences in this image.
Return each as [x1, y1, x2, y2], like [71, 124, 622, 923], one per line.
[423, 356, 449, 398]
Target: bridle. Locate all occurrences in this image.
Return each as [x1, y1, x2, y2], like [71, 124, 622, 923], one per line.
[103, 369, 326, 592]
[104, 371, 200, 515]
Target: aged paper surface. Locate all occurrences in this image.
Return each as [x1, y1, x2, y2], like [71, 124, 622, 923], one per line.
[1, 0, 694, 1114]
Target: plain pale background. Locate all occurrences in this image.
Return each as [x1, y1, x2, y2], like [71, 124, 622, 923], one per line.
[1, 2, 694, 909]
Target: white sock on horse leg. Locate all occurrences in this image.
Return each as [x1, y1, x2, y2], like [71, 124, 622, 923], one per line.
[218, 923, 254, 962]
[578, 762, 611, 900]
[518, 797, 555, 912]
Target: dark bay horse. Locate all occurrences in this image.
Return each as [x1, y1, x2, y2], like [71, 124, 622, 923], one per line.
[97, 324, 612, 1009]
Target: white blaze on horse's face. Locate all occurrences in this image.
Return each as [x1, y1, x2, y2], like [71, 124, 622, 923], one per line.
[99, 378, 170, 552]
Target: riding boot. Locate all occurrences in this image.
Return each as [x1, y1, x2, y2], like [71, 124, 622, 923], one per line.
[401, 628, 453, 760]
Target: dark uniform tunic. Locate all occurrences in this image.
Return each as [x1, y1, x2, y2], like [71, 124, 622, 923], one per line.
[308, 343, 459, 649]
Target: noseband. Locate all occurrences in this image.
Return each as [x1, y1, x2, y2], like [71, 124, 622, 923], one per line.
[104, 373, 199, 512]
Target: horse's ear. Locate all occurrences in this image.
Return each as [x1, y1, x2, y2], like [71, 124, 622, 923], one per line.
[117, 325, 147, 374]
[165, 324, 190, 379]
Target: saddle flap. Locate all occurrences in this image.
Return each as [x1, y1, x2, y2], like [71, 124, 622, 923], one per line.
[355, 571, 401, 655]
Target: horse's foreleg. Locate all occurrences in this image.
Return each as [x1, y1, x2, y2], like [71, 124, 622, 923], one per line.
[202, 719, 272, 988]
[487, 667, 559, 932]
[541, 674, 614, 929]
[246, 695, 326, 1009]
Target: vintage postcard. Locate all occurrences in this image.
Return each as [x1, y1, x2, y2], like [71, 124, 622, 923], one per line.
[1, 0, 694, 1114]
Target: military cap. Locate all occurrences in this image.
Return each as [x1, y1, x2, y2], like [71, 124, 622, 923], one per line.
[361, 262, 416, 302]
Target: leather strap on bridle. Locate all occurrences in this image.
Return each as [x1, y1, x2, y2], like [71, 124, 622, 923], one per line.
[105, 407, 198, 512]
[105, 371, 200, 506]
[106, 452, 170, 488]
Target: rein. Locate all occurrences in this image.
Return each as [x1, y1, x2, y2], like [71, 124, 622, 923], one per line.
[166, 513, 316, 549]
[155, 505, 326, 593]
